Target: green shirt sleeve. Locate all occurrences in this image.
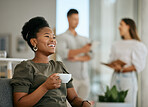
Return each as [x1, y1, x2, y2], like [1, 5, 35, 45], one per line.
[57, 61, 73, 89]
[10, 61, 33, 93]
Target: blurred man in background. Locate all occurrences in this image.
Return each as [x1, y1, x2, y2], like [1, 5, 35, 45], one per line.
[56, 9, 93, 99]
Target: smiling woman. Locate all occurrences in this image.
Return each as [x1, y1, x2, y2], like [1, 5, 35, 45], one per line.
[30, 27, 56, 56]
[10, 17, 91, 107]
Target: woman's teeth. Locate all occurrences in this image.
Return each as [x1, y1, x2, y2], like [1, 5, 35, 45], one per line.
[49, 44, 55, 47]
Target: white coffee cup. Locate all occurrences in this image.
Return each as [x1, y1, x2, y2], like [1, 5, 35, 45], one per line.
[58, 74, 72, 83]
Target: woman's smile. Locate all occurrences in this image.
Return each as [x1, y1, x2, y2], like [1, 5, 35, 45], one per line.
[48, 43, 56, 48]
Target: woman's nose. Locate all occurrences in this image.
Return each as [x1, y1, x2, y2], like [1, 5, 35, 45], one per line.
[50, 37, 56, 43]
[118, 26, 121, 31]
[50, 38, 53, 42]
[49, 36, 54, 41]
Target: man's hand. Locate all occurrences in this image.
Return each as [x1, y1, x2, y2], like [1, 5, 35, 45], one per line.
[82, 43, 92, 53]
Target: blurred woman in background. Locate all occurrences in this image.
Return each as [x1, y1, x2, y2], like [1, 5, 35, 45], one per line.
[109, 18, 147, 107]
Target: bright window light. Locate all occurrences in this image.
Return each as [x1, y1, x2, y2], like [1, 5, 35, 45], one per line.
[56, 0, 89, 38]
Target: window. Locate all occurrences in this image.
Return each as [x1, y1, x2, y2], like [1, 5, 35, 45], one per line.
[56, 0, 89, 38]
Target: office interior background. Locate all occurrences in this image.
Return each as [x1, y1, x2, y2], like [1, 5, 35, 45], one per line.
[0, 0, 148, 107]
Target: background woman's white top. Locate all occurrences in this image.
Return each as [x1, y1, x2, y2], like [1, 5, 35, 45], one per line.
[109, 39, 147, 73]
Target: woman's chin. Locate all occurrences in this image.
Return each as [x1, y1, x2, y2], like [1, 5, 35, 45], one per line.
[48, 51, 55, 55]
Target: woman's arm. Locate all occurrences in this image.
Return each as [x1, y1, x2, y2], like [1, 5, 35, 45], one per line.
[13, 73, 61, 107]
[122, 65, 136, 73]
[110, 64, 136, 73]
[67, 88, 91, 107]
[13, 85, 48, 107]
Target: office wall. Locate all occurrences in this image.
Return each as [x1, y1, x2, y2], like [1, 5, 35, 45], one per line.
[0, 0, 56, 59]
[141, 0, 148, 106]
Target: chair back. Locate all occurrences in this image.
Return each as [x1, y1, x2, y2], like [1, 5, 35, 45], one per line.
[0, 78, 13, 107]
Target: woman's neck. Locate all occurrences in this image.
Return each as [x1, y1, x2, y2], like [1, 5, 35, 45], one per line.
[32, 52, 49, 63]
[123, 33, 132, 40]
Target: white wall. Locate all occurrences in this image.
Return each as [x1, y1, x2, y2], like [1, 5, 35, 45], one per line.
[141, 0, 148, 106]
[0, 0, 56, 59]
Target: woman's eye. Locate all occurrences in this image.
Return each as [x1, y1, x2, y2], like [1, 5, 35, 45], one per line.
[44, 35, 56, 39]
[45, 36, 49, 38]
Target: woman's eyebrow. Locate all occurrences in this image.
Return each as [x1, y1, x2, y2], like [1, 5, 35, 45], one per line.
[44, 33, 54, 35]
[44, 33, 50, 35]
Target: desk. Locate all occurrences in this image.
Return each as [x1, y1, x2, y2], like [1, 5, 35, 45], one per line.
[0, 58, 27, 78]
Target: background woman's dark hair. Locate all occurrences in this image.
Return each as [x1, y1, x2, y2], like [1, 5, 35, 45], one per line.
[21, 17, 50, 51]
[67, 9, 78, 17]
[122, 18, 141, 41]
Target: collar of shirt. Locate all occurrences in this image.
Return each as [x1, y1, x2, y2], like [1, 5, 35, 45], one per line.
[66, 29, 78, 37]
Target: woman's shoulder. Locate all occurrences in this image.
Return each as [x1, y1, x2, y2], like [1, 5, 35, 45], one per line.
[13, 60, 33, 78]
[49, 60, 64, 67]
[15, 60, 32, 72]
[134, 41, 147, 52]
[136, 40, 146, 47]
[16, 60, 31, 67]
[113, 40, 145, 46]
[111, 41, 122, 48]
[129, 39, 146, 47]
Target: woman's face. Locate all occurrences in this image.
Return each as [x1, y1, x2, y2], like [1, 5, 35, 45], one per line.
[119, 20, 129, 37]
[35, 27, 56, 55]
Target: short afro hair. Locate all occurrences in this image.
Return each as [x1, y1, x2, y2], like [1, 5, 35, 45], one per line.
[67, 9, 78, 17]
[21, 16, 50, 51]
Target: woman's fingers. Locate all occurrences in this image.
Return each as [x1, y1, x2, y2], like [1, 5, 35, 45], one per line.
[49, 73, 60, 81]
[53, 82, 61, 88]
[55, 76, 60, 80]
[45, 73, 62, 89]
[44, 73, 63, 90]
[52, 75, 62, 88]
[50, 73, 59, 77]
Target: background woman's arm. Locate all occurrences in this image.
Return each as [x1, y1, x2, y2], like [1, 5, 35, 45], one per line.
[122, 65, 136, 73]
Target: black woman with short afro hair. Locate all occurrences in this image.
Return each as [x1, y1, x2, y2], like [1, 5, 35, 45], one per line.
[10, 16, 91, 107]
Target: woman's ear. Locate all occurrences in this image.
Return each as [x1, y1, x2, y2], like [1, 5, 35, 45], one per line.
[30, 38, 37, 47]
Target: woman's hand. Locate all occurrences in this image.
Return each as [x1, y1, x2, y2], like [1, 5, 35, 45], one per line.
[121, 65, 136, 73]
[42, 73, 61, 90]
[110, 63, 122, 72]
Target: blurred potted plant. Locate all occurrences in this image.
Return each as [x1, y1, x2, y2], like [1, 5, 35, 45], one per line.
[96, 85, 132, 107]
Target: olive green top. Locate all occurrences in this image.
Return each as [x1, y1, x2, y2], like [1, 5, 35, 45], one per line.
[10, 60, 73, 107]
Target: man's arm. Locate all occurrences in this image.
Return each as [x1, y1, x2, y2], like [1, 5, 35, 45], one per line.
[68, 54, 91, 62]
[68, 43, 92, 58]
